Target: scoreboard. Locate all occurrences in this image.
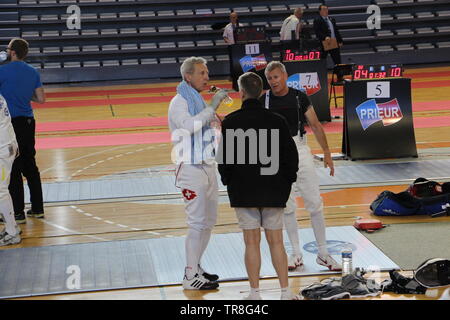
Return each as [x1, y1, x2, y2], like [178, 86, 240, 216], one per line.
[282, 49, 321, 62]
[352, 64, 403, 80]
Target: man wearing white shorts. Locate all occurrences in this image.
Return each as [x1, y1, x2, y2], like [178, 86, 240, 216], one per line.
[261, 61, 342, 271]
[218, 72, 299, 300]
[0, 95, 20, 246]
[168, 57, 227, 290]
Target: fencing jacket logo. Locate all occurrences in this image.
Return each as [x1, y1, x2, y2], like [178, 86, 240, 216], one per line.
[182, 189, 197, 201]
[356, 98, 403, 130]
[286, 73, 321, 96]
[239, 54, 267, 73]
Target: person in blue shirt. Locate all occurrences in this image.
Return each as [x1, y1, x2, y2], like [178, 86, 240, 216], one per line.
[0, 38, 46, 224]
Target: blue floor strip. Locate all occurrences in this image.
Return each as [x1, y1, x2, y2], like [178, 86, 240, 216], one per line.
[25, 159, 450, 203]
[0, 226, 398, 298]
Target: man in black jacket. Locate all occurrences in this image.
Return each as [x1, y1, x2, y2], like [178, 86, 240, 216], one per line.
[217, 72, 299, 300]
[313, 4, 344, 80]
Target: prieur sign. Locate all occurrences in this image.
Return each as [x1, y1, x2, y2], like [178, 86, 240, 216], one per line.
[356, 98, 403, 130]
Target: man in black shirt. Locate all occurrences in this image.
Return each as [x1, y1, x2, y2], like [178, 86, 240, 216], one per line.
[218, 72, 299, 300]
[260, 61, 341, 272]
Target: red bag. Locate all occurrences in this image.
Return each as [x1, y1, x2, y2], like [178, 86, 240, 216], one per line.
[354, 218, 384, 233]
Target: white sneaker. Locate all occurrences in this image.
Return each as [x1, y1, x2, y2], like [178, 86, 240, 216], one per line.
[0, 232, 21, 246]
[0, 226, 21, 238]
[316, 254, 342, 271]
[288, 254, 304, 270]
[182, 273, 219, 290]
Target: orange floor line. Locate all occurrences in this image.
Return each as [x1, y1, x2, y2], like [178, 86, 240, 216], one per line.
[295, 185, 407, 208]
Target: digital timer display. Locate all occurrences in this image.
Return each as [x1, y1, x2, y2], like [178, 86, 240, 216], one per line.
[282, 49, 321, 62]
[352, 64, 403, 80]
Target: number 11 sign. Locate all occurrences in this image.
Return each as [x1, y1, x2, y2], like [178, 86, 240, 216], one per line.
[245, 43, 260, 55]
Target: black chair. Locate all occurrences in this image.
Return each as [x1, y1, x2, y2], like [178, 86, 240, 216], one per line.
[329, 63, 354, 108]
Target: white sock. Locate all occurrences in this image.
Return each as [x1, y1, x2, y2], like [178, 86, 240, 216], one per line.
[198, 229, 212, 263]
[280, 287, 292, 299]
[249, 287, 261, 298]
[185, 228, 203, 279]
[284, 211, 301, 256]
[310, 210, 328, 256]
[0, 194, 18, 236]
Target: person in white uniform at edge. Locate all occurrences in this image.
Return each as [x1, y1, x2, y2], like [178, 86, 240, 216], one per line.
[261, 61, 342, 271]
[168, 57, 228, 290]
[280, 7, 304, 41]
[0, 95, 21, 246]
[223, 11, 241, 45]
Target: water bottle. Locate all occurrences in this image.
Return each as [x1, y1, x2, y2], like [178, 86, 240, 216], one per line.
[209, 85, 233, 107]
[341, 246, 353, 277]
[0, 51, 7, 62]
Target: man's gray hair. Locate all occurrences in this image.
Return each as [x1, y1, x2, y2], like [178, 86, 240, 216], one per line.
[264, 61, 287, 76]
[238, 72, 263, 99]
[180, 56, 207, 80]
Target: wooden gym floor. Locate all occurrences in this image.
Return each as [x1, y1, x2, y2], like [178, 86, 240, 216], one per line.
[4, 65, 450, 300]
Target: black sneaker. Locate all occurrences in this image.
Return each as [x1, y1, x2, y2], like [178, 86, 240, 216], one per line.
[382, 270, 426, 294]
[182, 273, 219, 290]
[15, 212, 26, 224]
[26, 209, 44, 219]
[198, 265, 219, 282]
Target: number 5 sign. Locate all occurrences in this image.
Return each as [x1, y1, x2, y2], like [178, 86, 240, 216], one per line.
[367, 81, 390, 98]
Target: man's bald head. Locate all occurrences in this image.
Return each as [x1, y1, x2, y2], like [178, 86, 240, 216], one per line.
[294, 8, 303, 19]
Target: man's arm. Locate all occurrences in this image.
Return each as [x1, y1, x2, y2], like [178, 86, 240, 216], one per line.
[169, 96, 215, 135]
[31, 87, 46, 104]
[279, 17, 290, 40]
[295, 20, 302, 40]
[304, 107, 335, 176]
[223, 25, 232, 44]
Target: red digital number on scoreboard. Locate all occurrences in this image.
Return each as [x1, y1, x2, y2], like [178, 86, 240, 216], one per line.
[389, 67, 402, 77]
[283, 50, 321, 61]
[353, 65, 402, 80]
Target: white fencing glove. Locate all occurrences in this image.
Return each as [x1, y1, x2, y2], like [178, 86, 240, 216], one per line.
[209, 89, 228, 111]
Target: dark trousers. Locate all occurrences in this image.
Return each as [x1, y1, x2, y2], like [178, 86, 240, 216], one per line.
[9, 117, 44, 214]
[323, 47, 342, 65]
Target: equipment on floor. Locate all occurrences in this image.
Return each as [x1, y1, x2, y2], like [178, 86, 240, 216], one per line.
[301, 278, 350, 300]
[301, 269, 382, 300]
[381, 270, 427, 294]
[440, 288, 450, 300]
[414, 258, 450, 288]
[353, 218, 384, 233]
[370, 178, 450, 217]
